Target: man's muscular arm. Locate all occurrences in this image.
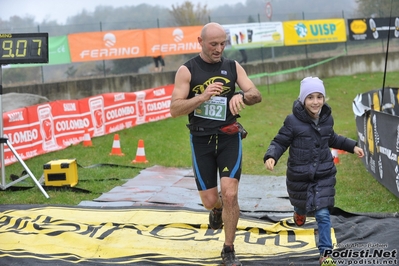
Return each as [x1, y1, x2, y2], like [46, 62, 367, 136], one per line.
[235, 62, 262, 105]
[229, 62, 262, 115]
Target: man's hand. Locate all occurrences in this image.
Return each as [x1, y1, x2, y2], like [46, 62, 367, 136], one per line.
[202, 82, 224, 101]
[230, 93, 245, 116]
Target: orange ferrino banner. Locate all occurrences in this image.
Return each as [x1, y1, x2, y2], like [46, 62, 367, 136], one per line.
[144, 26, 202, 56]
[283, 19, 347, 46]
[2, 85, 174, 166]
[68, 30, 145, 62]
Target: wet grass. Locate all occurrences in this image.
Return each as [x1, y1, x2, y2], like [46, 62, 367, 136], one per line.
[1, 72, 399, 213]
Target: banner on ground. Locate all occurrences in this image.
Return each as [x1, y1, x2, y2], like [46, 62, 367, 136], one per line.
[283, 19, 347, 46]
[2, 84, 174, 166]
[0, 205, 397, 265]
[348, 17, 399, 41]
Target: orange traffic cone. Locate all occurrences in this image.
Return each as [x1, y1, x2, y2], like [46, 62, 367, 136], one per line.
[83, 129, 93, 147]
[331, 148, 339, 164]
[132, 139, 148, 163]
[109, 134, 124, 156]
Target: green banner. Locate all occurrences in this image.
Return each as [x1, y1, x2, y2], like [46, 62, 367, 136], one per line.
[10, 35, 71, 68]
[249, 49, 346, 79]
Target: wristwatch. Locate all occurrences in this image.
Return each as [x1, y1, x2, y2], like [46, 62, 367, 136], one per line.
[234, 91, 245, 101]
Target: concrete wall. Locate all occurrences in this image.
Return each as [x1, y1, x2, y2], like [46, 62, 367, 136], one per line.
[4, 51, 399, 101]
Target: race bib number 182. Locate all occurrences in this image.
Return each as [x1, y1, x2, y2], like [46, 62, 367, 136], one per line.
[194, 95, 227, 121]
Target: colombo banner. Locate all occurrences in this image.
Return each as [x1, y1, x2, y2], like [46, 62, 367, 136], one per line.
[348, 17, 399, 41]
[283, 19, 347, 46]
[2, 84, 173, 166]
[223, 22, 284, 48]
[144, 26, 202, 57]
[68, 29, 145, 62]
[353, 87, 399, 198]
[10, 35, 71, 68]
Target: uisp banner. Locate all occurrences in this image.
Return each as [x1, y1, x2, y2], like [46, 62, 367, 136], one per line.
[283, 19, 347, 46]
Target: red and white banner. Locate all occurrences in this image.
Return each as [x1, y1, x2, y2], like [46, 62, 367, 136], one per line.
[3, 85, 174, 166]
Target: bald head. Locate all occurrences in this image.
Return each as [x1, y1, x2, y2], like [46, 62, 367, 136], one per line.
[198, 22, 227, 63]
[201, 22, 226, 41]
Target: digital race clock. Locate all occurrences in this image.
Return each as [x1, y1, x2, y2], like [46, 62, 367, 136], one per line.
[0, 33, 48, 64]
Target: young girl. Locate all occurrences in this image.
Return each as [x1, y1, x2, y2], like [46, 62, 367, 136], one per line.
[263, 76, 364, 265]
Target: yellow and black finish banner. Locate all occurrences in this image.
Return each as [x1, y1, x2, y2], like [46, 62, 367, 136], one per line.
[0, 205, 397, 265]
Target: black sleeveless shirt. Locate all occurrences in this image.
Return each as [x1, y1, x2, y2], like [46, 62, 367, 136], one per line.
[184, 55, 238, 136]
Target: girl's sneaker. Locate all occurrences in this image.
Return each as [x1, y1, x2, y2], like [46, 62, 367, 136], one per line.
[293, 211, 306, 226]
[319, 255, 336, 266]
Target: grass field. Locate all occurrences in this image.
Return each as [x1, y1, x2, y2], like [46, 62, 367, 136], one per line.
[1, 72, 399, 214]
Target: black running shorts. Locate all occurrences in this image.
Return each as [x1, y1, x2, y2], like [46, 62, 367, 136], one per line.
[190, 133, 242, 191]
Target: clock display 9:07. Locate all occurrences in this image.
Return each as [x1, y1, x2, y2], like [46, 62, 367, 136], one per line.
[0, 33, 49, 64]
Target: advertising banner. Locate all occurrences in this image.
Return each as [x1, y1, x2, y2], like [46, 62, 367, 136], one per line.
[2, 106, 37, 165]
[2, 84, 174, 165]
[348, 17, 399, 41]
[144, 26, 202, 56]
[353, 87, 399, 198]
[283, 19, 347, 46]
[68, 30, 145, 62]
[223, 22, 284, 48]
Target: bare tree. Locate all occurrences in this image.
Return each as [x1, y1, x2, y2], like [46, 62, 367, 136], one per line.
[355, 0, 399, 17]
[170, 1, 210, 26]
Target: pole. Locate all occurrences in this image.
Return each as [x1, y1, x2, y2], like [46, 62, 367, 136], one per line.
[0, 65, 49, 198]
[38, 24, 45, 83]
[380, 0, 394, 110]
[0, 68, 4, 187]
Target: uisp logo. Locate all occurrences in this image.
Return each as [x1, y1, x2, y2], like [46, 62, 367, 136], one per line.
[294, 23, 308, 38]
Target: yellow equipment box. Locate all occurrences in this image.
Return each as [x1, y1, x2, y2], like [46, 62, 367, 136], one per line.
[43, 159, 78, 187]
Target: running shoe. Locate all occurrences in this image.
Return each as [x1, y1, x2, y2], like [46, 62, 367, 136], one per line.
[221, 244, 242, 266]
[209, 192, 223, 229]
[209, 207, 223, 229]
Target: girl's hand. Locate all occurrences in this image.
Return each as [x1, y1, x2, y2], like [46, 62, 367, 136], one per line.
[264, 158, 275, 171]
[354, 146, 365, 158]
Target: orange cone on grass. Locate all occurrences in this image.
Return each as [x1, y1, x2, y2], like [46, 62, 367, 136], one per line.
[331, 148, 339, 164]
[83, 129, 93, 147]
[109, 134, 124, 156]
[132, 139, 148, 163]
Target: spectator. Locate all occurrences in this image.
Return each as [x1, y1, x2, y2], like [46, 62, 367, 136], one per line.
[153, 55, 165, 72]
